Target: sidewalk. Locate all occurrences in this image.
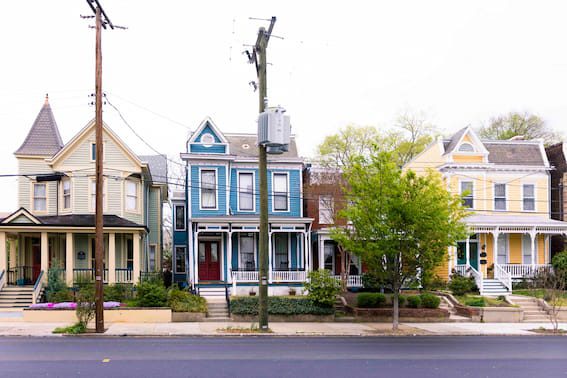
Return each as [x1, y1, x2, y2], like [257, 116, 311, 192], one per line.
[0, 319, 565, 337]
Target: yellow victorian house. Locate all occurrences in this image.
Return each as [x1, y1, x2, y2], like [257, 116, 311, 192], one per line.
[406, 126, 567, 295]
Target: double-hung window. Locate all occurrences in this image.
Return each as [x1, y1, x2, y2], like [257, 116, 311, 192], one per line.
[460, 181, 474, 209]
[175, 246, 186, 273]
[523, 184, 535, 211]
[125, 180, 139, 212]
[273, 173, 288, 211]
[200, 170, 217, 209]
[238, 172, 254, 211]
[239, 235, 255, 270]
[319, 195, 334, 224]
[273, 233, 289, 270]
[494, 184, 506, 211]
[90, 179, 106, 211]
[33, 183, 47, 211]
[175, 205, 185, 230]
[62, 179, 71, 210]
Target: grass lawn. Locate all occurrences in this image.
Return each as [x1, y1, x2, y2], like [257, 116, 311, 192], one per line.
[513, 289, 567, 306]
[455, 294, 511, 307]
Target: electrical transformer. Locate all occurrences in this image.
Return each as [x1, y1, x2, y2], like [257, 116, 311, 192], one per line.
[257, 106, 291, 151]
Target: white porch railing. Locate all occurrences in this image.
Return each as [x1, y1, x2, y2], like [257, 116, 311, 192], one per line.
[332, 275, 363, 288]
[32, 270, 45, 304]
[499, 264, 552, 279]
[231, 270, 259, 282]
[468, 266, 483, 295]
[454, 264, 467, 276]
[494, 263, 512, 292]
[0, 270, 6, 291]
[272, 270, 307, 282]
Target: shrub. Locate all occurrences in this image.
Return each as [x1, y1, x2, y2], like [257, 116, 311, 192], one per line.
[304, 270, 341, 307]
[422, 275, 447, 291]
[53, 322, 87, 335]
[464, 296, 485, 307]
[407, 295, 421, 308]
[361, 272, 384, 292]
[397, 295, 407, 307]
[230, 296, 334, 316]
[75, 283, 95, 327]
[104, 284, 133, 303]
[168, 288, 207, 313]
[46, 260, 72, 303]
[552, 252, 567, 286]
[420, 293, 441, 309]
[448, 274, 478, 296]
[135, 281, 168, 307]
[356, 293, 386, 308]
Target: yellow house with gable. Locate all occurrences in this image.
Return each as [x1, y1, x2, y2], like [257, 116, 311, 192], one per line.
[405, 126, 567, 295]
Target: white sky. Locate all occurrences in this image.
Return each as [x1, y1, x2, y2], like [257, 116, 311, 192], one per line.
[1, 0, 566, 212]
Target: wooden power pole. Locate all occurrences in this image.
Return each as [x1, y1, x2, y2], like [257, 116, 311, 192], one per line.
[255, 17, 276, 331]
[85, 0, 116, 334]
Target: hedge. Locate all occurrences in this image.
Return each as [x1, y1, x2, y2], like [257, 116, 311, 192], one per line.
[357, 293, 386, 308]
[230, 296, 334, 316]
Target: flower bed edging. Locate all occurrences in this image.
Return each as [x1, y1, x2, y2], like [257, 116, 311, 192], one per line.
[171, 312, 206, 322]
[231, 314, 335, 322]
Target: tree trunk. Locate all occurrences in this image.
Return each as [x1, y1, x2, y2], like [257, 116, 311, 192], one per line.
[392, 252, 400, 331]
[339, 246, 348, 292]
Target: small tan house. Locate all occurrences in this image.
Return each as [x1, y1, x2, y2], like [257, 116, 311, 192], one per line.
[0, 97, 167, 304]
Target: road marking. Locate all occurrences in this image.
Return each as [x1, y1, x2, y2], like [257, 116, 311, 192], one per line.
[102, 358, 110, 363]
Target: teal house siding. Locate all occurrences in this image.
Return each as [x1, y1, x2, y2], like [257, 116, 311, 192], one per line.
[190, 165, 227, 217]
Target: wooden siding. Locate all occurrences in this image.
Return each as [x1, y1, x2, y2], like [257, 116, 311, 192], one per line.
[17, 158, 56, 214]
[190, 165, 227, 217]
[147, 187, 161, 245]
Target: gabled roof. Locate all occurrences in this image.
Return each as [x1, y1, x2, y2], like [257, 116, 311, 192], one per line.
[139, 154, 168, 184]
[443, 126, 469, 154]
[188, 118, 229, 145]
[15, 95, 64, 156]
[0, 210, 146, 229]
[1, 208, 42, 225]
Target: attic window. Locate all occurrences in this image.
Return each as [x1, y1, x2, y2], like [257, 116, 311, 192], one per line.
[201, 133, 215, 147]
[458, 143, 475, 152]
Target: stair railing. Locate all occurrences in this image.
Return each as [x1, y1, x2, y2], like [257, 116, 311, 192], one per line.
[32, 270, 45, 304]
[468, 265, 483, 295]
[494, 263, 512, 293]
[225, 284, 231, 317]
[0, 270, 5, 291]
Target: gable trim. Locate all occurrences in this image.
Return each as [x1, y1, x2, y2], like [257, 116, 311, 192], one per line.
[188, 118, 229, 154]
[1, 208, 42, 225]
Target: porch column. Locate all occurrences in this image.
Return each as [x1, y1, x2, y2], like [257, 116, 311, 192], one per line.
[530, 230, 536, 268]
[304, 232, 310, 273]
[465, 236, 470, 267]
[8, 239, 16, 269]
[492, 230, 499, 276]
[0, 232, 6, 274]
[40, 232, 48, 275]
[194, 231, 199, 285]
[108, 233, 116, 284]
[65, 233, 73, 286]
[319, 238, 324, 270]
[227, 231, 232, 283]
[268, 231, 273, 283]
[133, 232, 140, 284]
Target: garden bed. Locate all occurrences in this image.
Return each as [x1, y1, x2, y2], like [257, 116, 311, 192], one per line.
[232, 314, 335, 322]
[346, 306, 449, 322]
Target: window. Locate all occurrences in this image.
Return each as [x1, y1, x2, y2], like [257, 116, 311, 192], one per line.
[239, 234, 255, 270]
[273, 233, 289, 270]
[90, 179, 106, 211]
[175, 246, 186, 273]
[497, 234, 508, 264]
[323, 242, 335, 273]
[33, 183, 47, 211]
[319, 195, 334, 224]
[90, 238, 106, 269]
[522, 234, 532, 264]
[348, 254, 360, 276]
[174, 205, 185, 230]
[523, 184, 535, 211]
[149, 245, 156, 272]
[125, 180, 139, 212]
[458, 143, 475, 152]
[238, 172, 254, 211]
[91, 143, 96, 161]
[460, 181, 473, 209]
[126, 238, 133, 269]
[201, 133, 215, 146]
[273, 173, 288, 211]
[200, 170, 217, 209]
[62, 179, 71, 210]
[494, 184, 506, 211]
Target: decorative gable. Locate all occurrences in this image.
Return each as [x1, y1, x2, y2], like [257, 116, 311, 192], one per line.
[188, 118, 229, 154]
[446, 126, 489, 164]
[1, 208, 42, 225]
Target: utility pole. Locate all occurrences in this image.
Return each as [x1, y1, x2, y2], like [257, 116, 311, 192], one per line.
[254, 17, 276, 331]
[85, 0, 115, 334]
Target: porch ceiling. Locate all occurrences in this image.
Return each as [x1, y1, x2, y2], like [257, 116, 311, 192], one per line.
[465, 214, 567, 233]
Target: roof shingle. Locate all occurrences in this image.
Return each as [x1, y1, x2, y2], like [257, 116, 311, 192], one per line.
[15, 97, 64, 156]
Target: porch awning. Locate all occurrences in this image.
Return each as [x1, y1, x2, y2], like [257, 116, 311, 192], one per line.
[464, 214, 567, 234]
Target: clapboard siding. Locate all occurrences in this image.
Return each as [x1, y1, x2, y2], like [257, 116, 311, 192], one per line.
[190, 165, 227, 217]
[147, 187, 160, 245]
[18, 158, 56, 213]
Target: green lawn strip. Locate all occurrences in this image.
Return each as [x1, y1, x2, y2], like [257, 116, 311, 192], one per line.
[513, 289, 567, 306]
[53, 322, 86, 335]
[454, 294, 511, 307]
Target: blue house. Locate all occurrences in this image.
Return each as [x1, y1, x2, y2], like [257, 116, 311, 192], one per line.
[175, 118, 312, 295]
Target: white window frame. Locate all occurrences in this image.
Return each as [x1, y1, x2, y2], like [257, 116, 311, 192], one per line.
[493, 183, 507, 211]
[237, 171, 255, 212]
[149, 244, 157, 272]
[174, 204, 186, 231]
[174, 245, 186, 274]
[272, 172, 290, 212]
[89, 178, 107, 212]
[272, 233, 291, 271]
[323, 241, 335, 274]
[458, 142, 476, 153]
[522, 183, 536, 212]
[459, 180, 474, 209]
[199, 168, 218, 210]
[496, 234, 509, 264]
[125, 179, 140, 213]
[90, 142, 105, 162]
[32, 182, 48, 212]
[318, 195, 334, 225]
[61, 178, 72, 211]
[238, 233, 256, 270]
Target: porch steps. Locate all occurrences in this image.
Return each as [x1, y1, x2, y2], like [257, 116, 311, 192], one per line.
[200, 287, 231, 321]
[481, 279, 510, 296]
[510, 295, 549, 322]
[0, 287, 34, 308]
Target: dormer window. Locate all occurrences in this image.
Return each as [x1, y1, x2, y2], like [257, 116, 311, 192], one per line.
[458, 143, 475, 152]
[201, 133, 215, 147]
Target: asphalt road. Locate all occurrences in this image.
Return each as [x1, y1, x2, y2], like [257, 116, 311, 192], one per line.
[0, 336, 566, 377]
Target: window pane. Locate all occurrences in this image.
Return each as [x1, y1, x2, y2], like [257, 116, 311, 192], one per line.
[495, 198, 506, 210]
[497, 234, 507, 264]
[274, 174, 287, 192]
[494, 184, 506, 197]
[64, 195, 71, 209]
[176, 246, 186, 273]
[319, 195, 334, 224]
[461, 182, 472, 193]
[524, 198, 535, 211]
[273, 174, 288, 211]
[63, 180, 71, 193]
[201, 170, 216, 208]
[523, 184, 534, 197]
[239, 173, 254, 210]
[149, 246, 156, 271]
[127, 181, 137, 196]
[34, 184, 46, 197]
[198, 243, 205, 263]
[34, 198, 46, 211]
[175, 206, 185, 230]
[324, 243, 334, 272]
[274, 234, 288, 270]
[126, 197, 136, 210]
[240, 236, 255, 270]
[274, 195, 287, 211]
[210, 243, 218, 263]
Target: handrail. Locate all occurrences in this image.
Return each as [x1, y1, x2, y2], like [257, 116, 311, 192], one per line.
[0, 270, 5, 291]
[468, 265, 483, 295]
[494, 263, 512, 292]
[32, 270, 45, 304]
[225, 284, 231, 317]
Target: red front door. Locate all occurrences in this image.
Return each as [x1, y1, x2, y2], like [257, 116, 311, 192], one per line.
[198, 241, 220, 281]
[32, 245, 41, 282]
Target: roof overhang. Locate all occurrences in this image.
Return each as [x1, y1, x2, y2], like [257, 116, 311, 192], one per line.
[464, 215, 567, 234]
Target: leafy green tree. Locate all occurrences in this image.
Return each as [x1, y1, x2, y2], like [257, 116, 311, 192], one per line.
[304, 270, 341, 307]
[332, 152, 468, 330]
[317, 125, 380, 168]
[478, 112, 560, 145]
